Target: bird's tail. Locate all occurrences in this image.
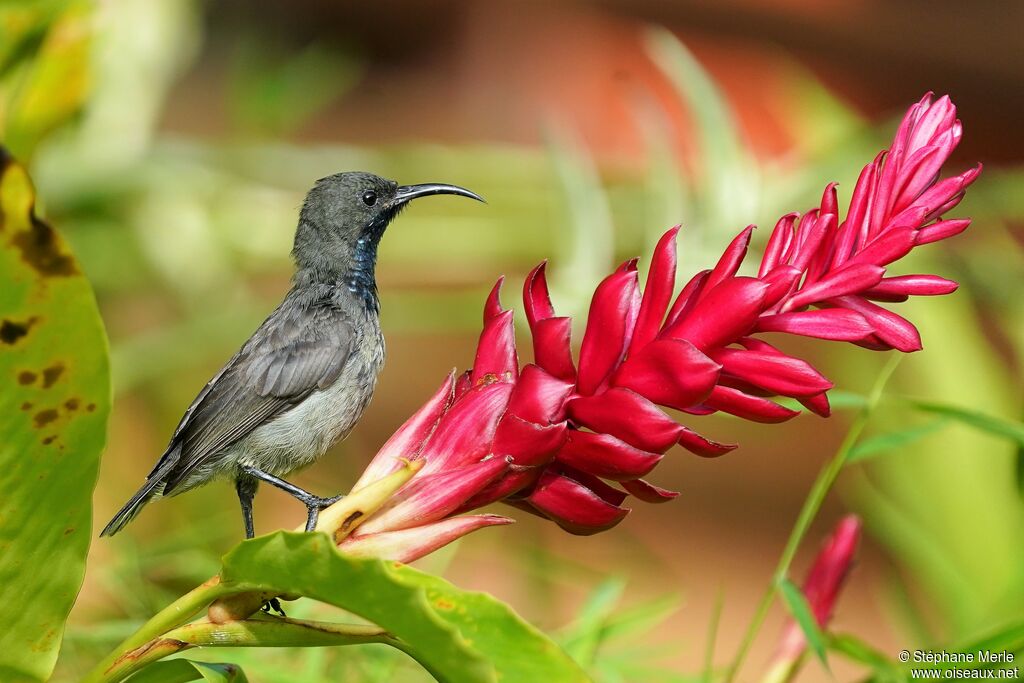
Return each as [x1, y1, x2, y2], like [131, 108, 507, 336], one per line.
[100, 449, 180, 537]
[99, 476, 166, 537]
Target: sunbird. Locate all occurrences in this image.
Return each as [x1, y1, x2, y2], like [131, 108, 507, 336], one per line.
[102, 173, 483, 538]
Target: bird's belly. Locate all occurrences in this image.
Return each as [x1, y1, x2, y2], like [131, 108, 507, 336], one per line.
[236, 350, 383, 476]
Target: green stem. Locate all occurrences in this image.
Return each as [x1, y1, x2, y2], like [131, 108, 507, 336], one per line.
[702, 587, 724, 683]
[723, 355, 902, 683]
[92, 617, 397, 683]
[82, 576, 238, 683]
[86, 463, 423, 682]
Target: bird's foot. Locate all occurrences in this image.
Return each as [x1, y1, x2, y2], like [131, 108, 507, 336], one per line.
[313, 493, 345, 508]
[261, 597, 286, 617]
[303, 493, 345, 532]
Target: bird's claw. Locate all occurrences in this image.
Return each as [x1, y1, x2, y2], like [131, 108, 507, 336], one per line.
[296, 492, 344, 510]
[314, 493, 344, 508]
[303, 494, 344, 532]
[261, 597, 286, 617]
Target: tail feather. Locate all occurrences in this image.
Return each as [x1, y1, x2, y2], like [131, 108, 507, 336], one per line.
[99, 478, 165, 537]
[100, 449, 179, 537]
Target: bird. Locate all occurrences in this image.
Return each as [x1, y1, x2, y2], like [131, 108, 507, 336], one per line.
[101, 172, 483, 539]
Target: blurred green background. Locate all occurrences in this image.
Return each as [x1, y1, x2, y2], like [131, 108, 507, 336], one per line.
[5, 1, 1022, 681]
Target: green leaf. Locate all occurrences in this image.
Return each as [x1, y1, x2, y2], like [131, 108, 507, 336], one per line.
[933, 618, 1024, 671]
[778, 390, 868, 415]
[219, 532, 591, 683]
[561, 577, 626, 666]
[0, 150, 111, 681]
[910, 400, 1024, 448]
[826, 390, 870, 410]
[848, 419, 950, 463]
[545, 126, 615, 320]
[828, 633, 904, 680]
[227, 38, 362, 136]
[600, 592, 680, 643]
[0, 1, 93, 159]
[556, 582, 681, 681]
[777, 578, 829, 671]
[910, 400, 1024, 492]
[127, 659, 248, 683]
[702, 590, 723, 683]
[643, 27, 757, 234]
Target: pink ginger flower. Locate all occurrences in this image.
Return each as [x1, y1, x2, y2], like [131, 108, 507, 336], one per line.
[769, 515, 862, 676]
[335, 93, 977, 561]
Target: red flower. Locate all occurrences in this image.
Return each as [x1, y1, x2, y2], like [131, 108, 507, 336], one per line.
[337, 93, 976, 560]
[770, 516, 862, 672]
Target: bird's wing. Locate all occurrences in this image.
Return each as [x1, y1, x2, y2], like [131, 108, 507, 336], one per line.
[157, 301, 355, 494]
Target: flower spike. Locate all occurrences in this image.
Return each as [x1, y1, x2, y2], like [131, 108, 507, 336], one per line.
[339, 93, 976, 556]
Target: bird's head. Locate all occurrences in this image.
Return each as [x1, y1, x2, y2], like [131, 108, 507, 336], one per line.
[293, 171, 483, 286]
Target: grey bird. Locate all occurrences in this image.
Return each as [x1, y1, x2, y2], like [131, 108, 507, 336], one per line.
[101, 172, 483, 539]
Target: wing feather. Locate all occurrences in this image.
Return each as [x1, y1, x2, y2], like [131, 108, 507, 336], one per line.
[158, 297, 355, 494]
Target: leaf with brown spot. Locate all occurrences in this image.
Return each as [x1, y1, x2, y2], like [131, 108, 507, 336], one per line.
[33, 408, 58, 428]
[41, 362, 64, 388]
[11, 217, 78, 277]
[0, 317, 37, 344]
[0, 148, 109, 682]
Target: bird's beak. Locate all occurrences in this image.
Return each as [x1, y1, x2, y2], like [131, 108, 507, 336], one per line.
[393, 183, 485, 205]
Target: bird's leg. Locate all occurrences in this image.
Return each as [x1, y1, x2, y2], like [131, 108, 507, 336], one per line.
[235, 473, 286, 616]
[235, 475, 258, 539]
[239, 465, 344, 532]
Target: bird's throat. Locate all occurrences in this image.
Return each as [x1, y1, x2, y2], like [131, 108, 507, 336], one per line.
[293, 207, 403, 313]
[346, 234, 381, 312]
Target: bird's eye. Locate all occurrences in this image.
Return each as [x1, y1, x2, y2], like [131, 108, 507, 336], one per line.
[362, 190, 378, 206]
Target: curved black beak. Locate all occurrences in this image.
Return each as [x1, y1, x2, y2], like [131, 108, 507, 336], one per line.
[393, 183, 485, 205]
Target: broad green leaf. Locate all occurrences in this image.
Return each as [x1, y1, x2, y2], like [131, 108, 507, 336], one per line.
[848, 419, 950, 463]
[911, 400, 1024, 448]
[219, 532, 590, 683]
[0, 151, 110, 681]
[777, 578, 829, 671]
[0, 1, 92, 160]
[127, 659, 248, 683]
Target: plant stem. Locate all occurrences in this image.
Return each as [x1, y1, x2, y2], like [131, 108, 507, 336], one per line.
[702, 587, 724, 683]
[723, 355, 901, 683]
[92, 617, 397, 683]
[86, 461, 423, 682]
[81, 576, 238, 683]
